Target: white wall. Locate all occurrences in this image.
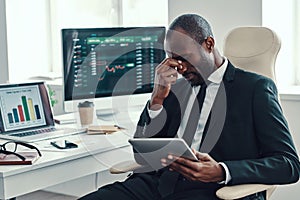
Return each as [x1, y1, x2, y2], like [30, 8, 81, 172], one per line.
[122, 0, 168, 27]
[168, 0, 262, 50]
[263, 0, 295, 87]
[0, 0, 9, 83]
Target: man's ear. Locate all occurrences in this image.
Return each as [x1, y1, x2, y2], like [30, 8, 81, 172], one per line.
[205, 37, 215, 52]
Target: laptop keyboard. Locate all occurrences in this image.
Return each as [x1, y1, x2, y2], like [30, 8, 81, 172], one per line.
[11, 127, 57, 137]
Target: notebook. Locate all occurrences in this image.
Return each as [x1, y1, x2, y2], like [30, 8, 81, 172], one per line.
[0, 81, 85, 142]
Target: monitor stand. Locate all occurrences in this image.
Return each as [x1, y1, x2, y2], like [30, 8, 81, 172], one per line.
[96, 108, 119, 121]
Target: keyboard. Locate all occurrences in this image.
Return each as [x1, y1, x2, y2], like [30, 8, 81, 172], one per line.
[11, 127, 57, 137]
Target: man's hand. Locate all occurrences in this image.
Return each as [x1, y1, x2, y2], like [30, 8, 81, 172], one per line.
[150, 58, 186, 110]
[161, 150, 225, 183]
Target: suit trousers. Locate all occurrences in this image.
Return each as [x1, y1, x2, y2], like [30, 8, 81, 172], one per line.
[78, 172, 221, 200]
[78, 172, 266, 200]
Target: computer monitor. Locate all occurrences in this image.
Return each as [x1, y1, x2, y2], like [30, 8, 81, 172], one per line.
[62, 27, 166, 116]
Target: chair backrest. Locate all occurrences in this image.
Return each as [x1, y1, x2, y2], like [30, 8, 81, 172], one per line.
[223, 26, 281, 82]
[223, 26, 280, 200]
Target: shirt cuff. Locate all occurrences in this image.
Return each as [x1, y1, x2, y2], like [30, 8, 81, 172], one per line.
[218, 162, 232, 185]
[146, 100, 163, 119]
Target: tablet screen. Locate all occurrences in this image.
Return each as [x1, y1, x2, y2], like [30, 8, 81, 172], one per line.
[129, 138, 198, 169]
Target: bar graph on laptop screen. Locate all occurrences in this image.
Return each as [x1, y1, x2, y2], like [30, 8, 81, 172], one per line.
[0, 85, 46, 131]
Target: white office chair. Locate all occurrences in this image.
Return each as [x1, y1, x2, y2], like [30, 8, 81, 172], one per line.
[216, 26, 281, 199]
[223, 26, 280, 81]
[110, 26, 281, 200]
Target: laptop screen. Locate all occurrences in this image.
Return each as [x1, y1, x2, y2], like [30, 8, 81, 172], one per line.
[0, 82, 54, 134]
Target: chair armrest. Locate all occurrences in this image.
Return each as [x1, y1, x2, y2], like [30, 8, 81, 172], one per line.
[216, 184, 276, 199]
[110, 162, 277, 199]
[109, 160, 143, 174]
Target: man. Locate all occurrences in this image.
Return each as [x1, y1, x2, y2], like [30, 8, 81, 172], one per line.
[80, 14, 300, 200]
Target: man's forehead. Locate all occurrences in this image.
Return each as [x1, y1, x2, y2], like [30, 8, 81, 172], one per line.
[165, 30, 198, 53]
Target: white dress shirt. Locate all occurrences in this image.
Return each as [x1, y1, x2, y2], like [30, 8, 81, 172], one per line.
[148, 58, 231, 184]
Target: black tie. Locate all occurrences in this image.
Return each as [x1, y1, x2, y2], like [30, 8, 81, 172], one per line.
[182, 83, 207, 146]
[158, 83, 207, 197]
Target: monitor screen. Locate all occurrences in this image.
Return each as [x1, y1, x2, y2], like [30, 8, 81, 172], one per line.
[62, 27, 166, 113]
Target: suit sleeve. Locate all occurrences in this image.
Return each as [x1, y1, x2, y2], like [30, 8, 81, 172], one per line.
[134, 101, 169, 138]
[132, 101, 170, 165]
[225, 78, 300, 185]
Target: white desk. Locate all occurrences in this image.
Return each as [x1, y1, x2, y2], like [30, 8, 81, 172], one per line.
[0, 112, 140, 199]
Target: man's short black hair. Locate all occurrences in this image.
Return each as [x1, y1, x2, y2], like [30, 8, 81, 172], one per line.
[168, 14, 214, 44]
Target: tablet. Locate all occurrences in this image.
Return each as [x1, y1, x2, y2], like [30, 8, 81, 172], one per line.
[128, 138, 198, 167]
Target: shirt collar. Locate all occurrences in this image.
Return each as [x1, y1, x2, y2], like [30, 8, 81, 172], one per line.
[207, 57, 228, 84]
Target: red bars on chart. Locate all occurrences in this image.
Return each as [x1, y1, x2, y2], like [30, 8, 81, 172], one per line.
[7, 96, 41, 124]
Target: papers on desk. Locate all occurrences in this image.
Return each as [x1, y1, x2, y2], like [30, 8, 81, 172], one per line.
[87, 125, 124, 135]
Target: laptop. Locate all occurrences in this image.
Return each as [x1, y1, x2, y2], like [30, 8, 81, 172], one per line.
[0, 81, 85, 142]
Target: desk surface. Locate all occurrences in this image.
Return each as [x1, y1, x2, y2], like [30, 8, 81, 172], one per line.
[0, 110, 140, 199]
[0, 117, 137, 199]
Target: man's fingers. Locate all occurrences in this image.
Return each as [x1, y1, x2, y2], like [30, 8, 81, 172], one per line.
[158, 68, 178, 84]
[157, 58, 181, 72]
[169, 155, 200, 171]
[195, 152, 211, 161]
[163, 68, 178, 77]
[168, 159, 200, 181]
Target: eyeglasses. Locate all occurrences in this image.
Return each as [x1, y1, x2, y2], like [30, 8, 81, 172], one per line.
[0, 140, 42, 161]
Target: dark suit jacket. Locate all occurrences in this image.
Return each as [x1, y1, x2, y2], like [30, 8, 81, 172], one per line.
[134, 61, 300, 186]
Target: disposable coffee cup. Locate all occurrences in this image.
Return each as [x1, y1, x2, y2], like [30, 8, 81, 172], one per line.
[78, 101, 94, 126]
